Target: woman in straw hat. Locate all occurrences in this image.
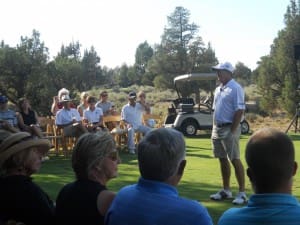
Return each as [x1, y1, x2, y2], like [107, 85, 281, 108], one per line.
[55, 132, 120, 225]
[0, 132, 54, 225]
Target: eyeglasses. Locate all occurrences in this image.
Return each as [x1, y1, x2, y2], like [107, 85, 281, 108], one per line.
[107, 150, 119, 161]
[102, 94, 108, 97]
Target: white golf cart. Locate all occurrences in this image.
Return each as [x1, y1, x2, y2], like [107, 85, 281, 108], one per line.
[163, 73, 250, 136]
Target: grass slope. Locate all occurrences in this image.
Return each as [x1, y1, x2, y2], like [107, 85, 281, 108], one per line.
[34, 133, 300, 224]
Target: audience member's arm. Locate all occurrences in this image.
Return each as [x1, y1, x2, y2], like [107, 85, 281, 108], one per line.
[1, 120, 20, 133]
[97, 190, 116, 216]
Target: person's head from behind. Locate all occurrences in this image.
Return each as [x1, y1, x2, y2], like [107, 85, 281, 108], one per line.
[72, 132, 120, 184]
[137, 128, 186, 185]
[0, 132, 51, 177]
[245, 128, 297, 194]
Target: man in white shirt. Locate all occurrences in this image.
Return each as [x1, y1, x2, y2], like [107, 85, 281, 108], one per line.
[210, 62, 247, 205]
[121, 91, 151, 154]
[55, 95, 87, 137]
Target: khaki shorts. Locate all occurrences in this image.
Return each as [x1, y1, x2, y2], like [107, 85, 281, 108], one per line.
[211, 124, 241, 160]
[63, 124, 81, 137]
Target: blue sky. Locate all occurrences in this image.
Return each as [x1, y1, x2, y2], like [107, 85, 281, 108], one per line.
[0, 0, 291, 70]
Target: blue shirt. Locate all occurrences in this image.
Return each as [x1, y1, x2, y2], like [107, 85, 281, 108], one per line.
[105, 178, 212, 225]
[218, 194, 300, 225]
[213, 79, 245, 124]
[0, 109, 18, 126]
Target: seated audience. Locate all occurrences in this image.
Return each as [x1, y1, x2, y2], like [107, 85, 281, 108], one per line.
[83, 96, 105, 132]
[218, 127, 300, 225]
[55, 132, 120, 225]
[0, 132, 54, 225]
[77, 91, 89, 117]
[96, 91, 114, 116]
[0, 95, 20, 133]
[16, 97, 44, 138]
[105, 128, 213, 225]
[51, 88, 76, 116]
[137, 90, 151, 114]
[55, 95, 87, 137]
[121, 91, 151, 154]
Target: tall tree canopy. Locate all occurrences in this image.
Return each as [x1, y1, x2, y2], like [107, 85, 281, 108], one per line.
[147, 6, 217, 91]
[255, 0, 300, 115]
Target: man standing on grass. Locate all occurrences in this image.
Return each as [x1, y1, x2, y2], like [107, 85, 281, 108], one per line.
[210, 62, 247, 205]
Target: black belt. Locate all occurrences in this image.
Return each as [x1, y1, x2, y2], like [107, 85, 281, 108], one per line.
[216, 123, 232, 128]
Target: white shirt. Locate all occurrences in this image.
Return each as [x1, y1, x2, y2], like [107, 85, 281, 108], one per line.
[55, 108, 81, 125]
[83, 107, 103, 123]
[213, 79, 245, 124]
[121, 102, 145, 129]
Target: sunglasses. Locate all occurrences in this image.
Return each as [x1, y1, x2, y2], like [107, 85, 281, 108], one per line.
[107, 150, 119, 161]
[102, 94, 108, 97]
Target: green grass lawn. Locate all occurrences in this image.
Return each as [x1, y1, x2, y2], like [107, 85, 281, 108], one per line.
[34, 132, 300, 224]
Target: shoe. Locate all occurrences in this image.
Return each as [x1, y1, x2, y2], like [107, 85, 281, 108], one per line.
[232, 192, 247, 205]
[210, 189, 232, 200]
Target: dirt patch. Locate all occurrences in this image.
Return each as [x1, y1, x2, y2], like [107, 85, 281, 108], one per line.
[247, 115, 295, 133]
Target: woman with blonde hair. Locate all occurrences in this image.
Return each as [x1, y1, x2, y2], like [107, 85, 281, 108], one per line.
[77, 91, 89, 117]
[55, 132, 120, 225]
[0, 132, 54, 225]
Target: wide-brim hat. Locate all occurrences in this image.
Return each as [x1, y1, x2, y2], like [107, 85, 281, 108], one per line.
[0, 132, 51, 168]
[59, 94, 73, 103]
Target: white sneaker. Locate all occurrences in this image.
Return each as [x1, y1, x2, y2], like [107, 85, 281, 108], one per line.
[210, 189, 232, 200]
[232, 192, 247, 205]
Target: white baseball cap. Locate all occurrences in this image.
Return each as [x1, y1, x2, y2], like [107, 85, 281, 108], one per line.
[212, 62, 234, 73]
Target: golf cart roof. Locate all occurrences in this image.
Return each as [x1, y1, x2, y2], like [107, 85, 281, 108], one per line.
[174, 73, 216, 84]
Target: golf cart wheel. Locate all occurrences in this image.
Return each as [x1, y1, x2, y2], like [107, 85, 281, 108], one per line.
[181, 120, 198, 137]
[241, 120, 250, 134]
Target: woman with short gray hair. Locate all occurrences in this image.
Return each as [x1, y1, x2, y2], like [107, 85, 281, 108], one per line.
[56, 132, 120, 225]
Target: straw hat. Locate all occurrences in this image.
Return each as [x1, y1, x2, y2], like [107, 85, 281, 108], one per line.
[0, 132, 51, 168]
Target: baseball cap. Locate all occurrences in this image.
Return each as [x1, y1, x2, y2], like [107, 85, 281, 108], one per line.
[0, 95, 8, 104]
[212, 62, 234, 73]
[128, 91, 137, 99]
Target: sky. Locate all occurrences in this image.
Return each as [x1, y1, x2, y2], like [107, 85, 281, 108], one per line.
[0, 0, 291, 70]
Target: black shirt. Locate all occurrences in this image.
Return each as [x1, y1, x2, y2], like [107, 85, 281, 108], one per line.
[55, 179, 107, 225]
[0, 175, 55, 225]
